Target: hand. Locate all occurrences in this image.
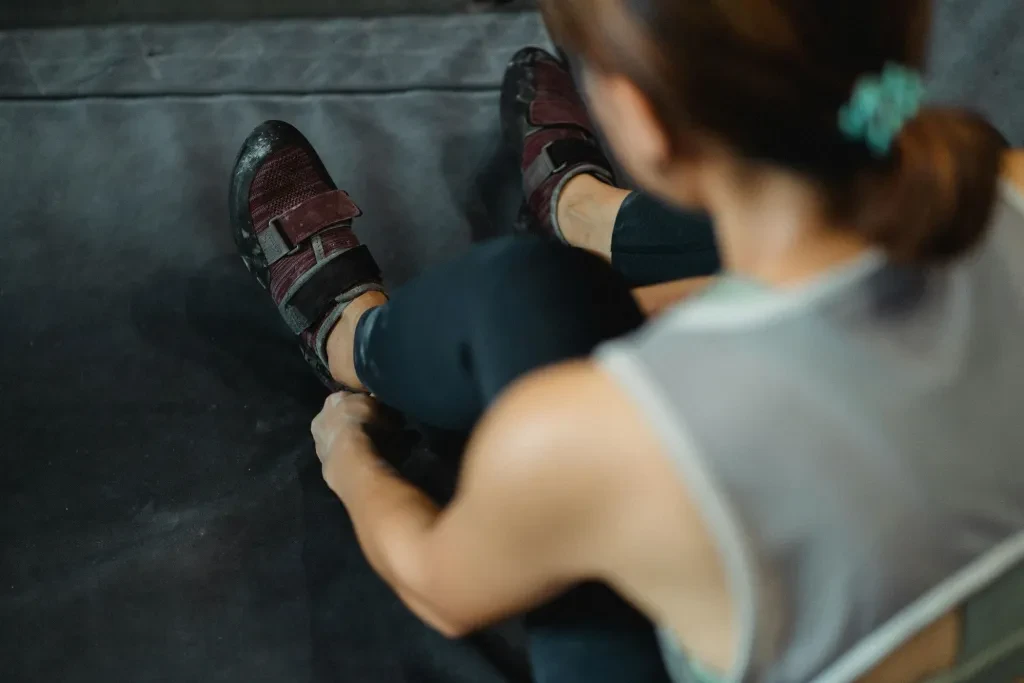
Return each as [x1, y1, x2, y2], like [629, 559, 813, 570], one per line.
[311, 391, 379, 498]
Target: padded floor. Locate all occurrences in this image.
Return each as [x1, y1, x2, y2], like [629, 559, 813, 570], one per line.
[0, 4, 1021, 683]
[0, 13, 545, 683]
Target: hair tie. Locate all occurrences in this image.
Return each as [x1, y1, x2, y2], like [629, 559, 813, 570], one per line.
[838, 63, 925, 157]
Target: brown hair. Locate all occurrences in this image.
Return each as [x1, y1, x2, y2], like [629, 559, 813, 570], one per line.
[542, 0, 1008, 264]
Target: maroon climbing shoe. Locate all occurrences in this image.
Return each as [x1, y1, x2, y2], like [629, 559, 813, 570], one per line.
[501, 47, 616, 241]
[229, 121, 385, 390]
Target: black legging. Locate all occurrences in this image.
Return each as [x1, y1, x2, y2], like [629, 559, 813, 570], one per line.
[354, 237, 643, 430]
[612, 192, 720, 288]
[351, 195, 717, 683]
[354, 194, 718, 429]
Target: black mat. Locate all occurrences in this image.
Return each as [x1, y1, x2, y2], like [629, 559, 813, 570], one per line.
[0, 14, 544, 683]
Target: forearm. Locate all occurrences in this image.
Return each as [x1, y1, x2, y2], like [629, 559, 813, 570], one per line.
[326, 447, 463, 635]
[312, 391, 602, 641]
[335, 454, 437, 584]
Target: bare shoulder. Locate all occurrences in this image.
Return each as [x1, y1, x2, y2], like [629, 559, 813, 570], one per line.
[466, 360, 667, 492]
[464, 360, 720, 578]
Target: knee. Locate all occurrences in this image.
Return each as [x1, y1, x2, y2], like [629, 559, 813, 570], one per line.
[471, 236, 642, 331]
[477, 234, 565, 267]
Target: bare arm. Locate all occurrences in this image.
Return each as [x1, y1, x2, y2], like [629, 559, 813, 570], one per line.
[320, 373, 625, 637]
[319, 361, 728, 640]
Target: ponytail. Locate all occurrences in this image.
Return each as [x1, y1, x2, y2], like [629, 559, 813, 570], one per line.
[853, 109, 1007, 265]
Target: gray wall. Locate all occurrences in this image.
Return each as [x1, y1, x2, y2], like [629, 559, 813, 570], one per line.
[2, 0, 532, 28]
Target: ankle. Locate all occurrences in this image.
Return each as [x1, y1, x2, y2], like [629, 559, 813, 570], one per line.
[325, 291, 388, 390]
[555, 174, 629, 256]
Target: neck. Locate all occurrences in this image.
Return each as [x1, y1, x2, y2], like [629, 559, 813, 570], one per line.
[699, 162, 871, 287]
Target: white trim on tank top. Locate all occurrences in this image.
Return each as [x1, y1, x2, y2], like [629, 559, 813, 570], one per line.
[662, 249, 885, 331]
[596, 183, 1024, 681]
[815, 530, 1024, 683]
[600, 331, 1024, 683]
[598, 347, 760, 683]
[661, 182, 1024, 335]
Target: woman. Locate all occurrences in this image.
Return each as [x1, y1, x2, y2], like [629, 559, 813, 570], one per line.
[228, 0, 1024, 681]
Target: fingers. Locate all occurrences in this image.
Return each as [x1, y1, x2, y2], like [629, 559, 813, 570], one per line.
[311, 392, 379, 463]
[322, 391, 377, 420]
[312, 421, 337, 457]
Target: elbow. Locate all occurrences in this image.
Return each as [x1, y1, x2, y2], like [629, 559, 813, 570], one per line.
[432, 617, 473, 640]
[388, 551, 478, 640]
[406, 596, 477, 640]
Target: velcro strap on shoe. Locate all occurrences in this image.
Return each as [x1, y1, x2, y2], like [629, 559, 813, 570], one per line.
[259, 190, 363, 265]
[528, 97, 593, 132]
[524, 138, 612, 197]
[279, 245, 381, 334]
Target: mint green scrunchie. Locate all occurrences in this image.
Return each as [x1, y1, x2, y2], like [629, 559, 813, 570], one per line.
[838, 62, 926, 157]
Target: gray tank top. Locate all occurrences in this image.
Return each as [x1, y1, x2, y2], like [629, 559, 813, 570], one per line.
[597, 184, 1024, 683]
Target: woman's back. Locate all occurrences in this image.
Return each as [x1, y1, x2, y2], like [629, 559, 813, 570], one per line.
[598, 183, 1024, 681]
